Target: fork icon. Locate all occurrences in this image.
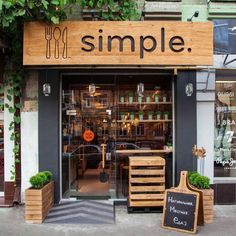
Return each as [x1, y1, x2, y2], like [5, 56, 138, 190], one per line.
[45, 26, 52, 59]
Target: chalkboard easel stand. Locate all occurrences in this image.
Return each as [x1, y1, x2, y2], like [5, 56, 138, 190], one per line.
[162, 171, 202, 234]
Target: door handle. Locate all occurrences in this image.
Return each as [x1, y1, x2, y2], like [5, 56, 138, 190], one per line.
[101, 144, 107, 169]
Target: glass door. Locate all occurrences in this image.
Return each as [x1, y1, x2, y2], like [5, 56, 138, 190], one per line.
[0, 92, 4, 196]
[61, 73, 174, 200]
[62, 76, 117, 199]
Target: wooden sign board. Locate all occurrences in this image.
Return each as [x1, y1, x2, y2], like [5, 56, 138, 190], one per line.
[23, 21, 213, 66]
[162, 171, 200, 234]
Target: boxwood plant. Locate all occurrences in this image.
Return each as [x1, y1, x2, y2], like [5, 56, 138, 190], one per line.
[188, 171, 210, 189]
[29, 171, 53, 189]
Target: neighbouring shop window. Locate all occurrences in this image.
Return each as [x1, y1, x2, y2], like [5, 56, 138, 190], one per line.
[214, 19, 236, 55]
[214, 77, 236, 177]
[0, 91, 4, 192]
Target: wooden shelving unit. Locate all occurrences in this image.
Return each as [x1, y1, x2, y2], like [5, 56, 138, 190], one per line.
[118, 102, 172, 105]
[128, 156, 165, 208]
[117, 119, 172, 123]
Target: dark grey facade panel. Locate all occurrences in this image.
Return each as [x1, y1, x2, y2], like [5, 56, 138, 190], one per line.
[39, 70, 60, 203]
[175, 71, 197, 185]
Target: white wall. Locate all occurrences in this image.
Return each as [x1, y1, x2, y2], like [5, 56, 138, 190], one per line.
[4, 87, 14, 182]
[196, 70, 215, 183]
[21, 111, 38, 201]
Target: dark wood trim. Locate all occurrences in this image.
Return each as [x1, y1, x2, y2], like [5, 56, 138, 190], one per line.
[4, 181, 14, 202]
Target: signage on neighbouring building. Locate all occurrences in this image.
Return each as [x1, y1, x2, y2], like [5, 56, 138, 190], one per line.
[214, 81, 236, 177]
[23, 21, 213, 66]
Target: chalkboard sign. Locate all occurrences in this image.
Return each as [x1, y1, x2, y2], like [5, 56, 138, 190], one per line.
[162, 190, 199, 234]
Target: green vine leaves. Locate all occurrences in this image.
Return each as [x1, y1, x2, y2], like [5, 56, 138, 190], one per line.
[0, 0, 139, 182]
[0, 0, 75, 183]
[79, 0, 140, 20]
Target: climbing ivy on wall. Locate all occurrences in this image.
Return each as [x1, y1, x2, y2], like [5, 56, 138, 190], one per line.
[80, 0, 140, 20]
[0, 0, 139, 184]
[0, 0, 72, 184]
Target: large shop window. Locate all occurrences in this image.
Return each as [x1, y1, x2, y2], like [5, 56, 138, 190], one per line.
[0, 90, 3, 192]
[61, 74, 173, 199]
[214, 72, 236, 177]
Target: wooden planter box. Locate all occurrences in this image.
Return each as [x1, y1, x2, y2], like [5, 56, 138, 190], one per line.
[202, 188, 214, 223]
[25, 181, 54, 223]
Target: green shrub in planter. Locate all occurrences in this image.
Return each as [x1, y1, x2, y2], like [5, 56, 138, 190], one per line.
[29, 171, 53, 189]
[43, 171, 53, 182]
[188, 172, 200, 186]
[29, 175, 45, 189]
[194, 176, 210, 189]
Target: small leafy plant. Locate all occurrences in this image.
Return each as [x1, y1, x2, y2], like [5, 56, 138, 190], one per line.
[29, 171, 53, 189]
[188, 171, 210, 189]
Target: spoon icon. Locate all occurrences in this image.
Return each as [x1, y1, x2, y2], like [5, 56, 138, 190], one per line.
[53, 27, 61, 59]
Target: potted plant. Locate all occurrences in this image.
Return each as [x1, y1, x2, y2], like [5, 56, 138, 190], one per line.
[138, 96, 142, 103]
[156, 111, 161, 120]
[148, 111, 153, 120]
[129, 112, 135, 120]
[139, 111, 144, 120]
[128, 92, 134, 103]
[154, 94, 159, 103]
[188, 172, 214, 223]
[120, 112, 125, 120]
[25, 171, 54, 223]
[163, 111, 169, 120]
[162, 95, 167, 102]
[120, 95, 125, 103]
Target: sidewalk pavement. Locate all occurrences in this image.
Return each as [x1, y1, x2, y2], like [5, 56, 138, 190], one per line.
[0, 204, 235, 236]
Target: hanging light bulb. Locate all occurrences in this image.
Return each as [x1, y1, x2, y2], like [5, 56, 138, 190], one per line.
[137, 83, 144, 97]
[43, 83, 51, 96]
[89, 83, 96, 96]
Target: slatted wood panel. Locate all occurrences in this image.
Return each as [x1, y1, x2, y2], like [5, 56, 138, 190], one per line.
[129, 156, 165, 207]
[202, 189, 214, 223]
[25, 181, 54, 223]
[23, 21, 213, 66]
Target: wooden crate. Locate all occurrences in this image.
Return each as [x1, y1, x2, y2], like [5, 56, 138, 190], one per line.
[25, 181, 54, 223]
[202, 188, 214, 223]
[129, 156, 165, 208]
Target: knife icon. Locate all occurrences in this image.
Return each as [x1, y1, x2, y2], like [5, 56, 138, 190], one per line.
[62, 27, 68, 59]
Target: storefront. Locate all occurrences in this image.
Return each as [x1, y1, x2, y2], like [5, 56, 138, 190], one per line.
[211, 19, 236, 204]
[22, 21, 213, 203]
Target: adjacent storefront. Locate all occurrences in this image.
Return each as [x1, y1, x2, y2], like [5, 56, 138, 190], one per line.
[23, 21, 213, 202]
